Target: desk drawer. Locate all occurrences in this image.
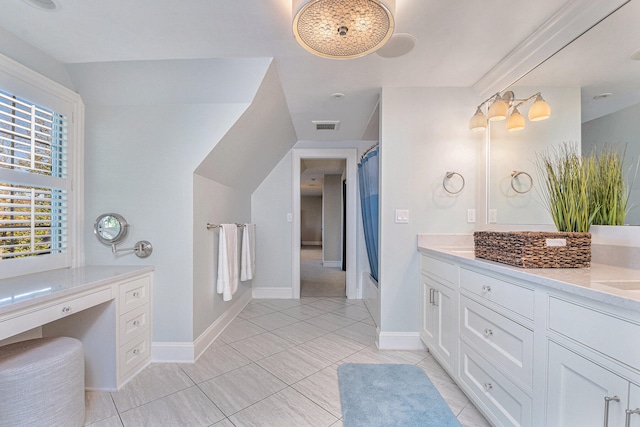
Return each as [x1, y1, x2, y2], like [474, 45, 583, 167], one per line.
[119, 305, 150, 345]
[460, 295, 533, 387]
[548, 296, 640, 369]
[0, 287, 112, 341]
[119, 276, 150, 314]
[119, 331, 150, 379]
[460, 268, 535, 320]
[459, 341, 532, 427]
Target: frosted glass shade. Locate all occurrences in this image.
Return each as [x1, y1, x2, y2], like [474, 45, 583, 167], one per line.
[528, 95, 551, 121]
[469, 108, 487, 132]
[506, 108, 526, 132]
[488, 98, 508, 121]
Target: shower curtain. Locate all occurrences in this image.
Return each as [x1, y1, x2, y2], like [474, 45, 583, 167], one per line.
[358, 146, 379, 282]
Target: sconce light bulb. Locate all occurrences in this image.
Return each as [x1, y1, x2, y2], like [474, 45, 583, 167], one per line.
[488, 98, 509, 121]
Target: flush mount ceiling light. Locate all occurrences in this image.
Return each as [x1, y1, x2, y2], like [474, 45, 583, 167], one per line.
[292, 0, 395, 59]
[469, 91, 551, 132]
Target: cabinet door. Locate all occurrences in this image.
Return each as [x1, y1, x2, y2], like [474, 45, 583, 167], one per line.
[547, 342, 629, 427]
[630, 384, 640, 427]
[420, 274, 436, 347]
[435, 282, 456, 373]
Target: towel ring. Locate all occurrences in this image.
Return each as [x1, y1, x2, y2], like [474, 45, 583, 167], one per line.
[443, 172, 465, 195]
[510, 171, 533, 194]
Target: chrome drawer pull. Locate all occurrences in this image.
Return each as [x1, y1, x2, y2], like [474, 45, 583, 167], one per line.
[625, 408, 640, 427]
[429, 287, 434, 305]
[132, 292, 141, 298]
[61, 306, 72, 314]
[483, 383, 493, 392]
[133, 320, 141, 327]
[484, 328, 493, 337]
[481, 285, 492, 294]
[604, 395, 620, 427]
[132, 348, 140, 355]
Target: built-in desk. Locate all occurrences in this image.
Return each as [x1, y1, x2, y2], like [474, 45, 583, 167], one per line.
[0, 266, 154, 391]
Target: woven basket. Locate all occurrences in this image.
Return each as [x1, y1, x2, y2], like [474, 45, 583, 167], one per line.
[473, 231, 591, 268]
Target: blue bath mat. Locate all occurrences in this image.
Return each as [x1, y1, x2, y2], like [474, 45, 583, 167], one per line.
[338, 363, 461, 427]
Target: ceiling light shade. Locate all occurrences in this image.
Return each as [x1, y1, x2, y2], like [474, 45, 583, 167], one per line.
[506, 108, 526, 132]
[292, 0, 395, 59]
[528, 94, 551, 121]
[469, 107, 487, 132]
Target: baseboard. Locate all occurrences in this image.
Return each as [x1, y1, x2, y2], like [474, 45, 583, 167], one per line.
[323, 261, 341, 268]
[152, 290, 252, 363]
[151, 342, 195, 363]
[302, 240, 322, 246]
[376, 329, 425, 350]
[252, 287, 293, 299]
[193, 290, 252, 360]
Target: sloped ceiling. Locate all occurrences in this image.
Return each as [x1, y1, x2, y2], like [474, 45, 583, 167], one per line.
[194, 62, 297, 192]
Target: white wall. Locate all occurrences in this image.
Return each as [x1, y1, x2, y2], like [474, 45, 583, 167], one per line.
[192, 175, 252, 339]
[301, 196, 322, 244]
[489, 86, 581, 225]
[82, 103, 247, 342]
[379, 87, 482, 334]
[323, 174, 342, 264]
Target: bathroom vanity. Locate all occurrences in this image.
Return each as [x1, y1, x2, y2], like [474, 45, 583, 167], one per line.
[418, 244, 640, 427]
[0, 266, 153, 391]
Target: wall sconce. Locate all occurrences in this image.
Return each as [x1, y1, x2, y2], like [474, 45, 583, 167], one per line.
[292, 0, 395, 59]
[469, 91, 551, 132]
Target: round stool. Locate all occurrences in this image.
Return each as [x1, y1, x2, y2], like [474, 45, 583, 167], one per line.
[0, 337, 85, 427]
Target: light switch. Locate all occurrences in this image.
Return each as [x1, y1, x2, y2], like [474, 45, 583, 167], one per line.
[489, 209, 498, 223]
[395, 209, 409, 224]
[467, 209, 476, 223]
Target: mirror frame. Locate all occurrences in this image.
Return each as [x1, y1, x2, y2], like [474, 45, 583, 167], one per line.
[93, 213, 129, 245]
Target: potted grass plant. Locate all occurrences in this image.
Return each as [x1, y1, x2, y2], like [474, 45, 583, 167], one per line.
[536, 143, 596, 232]
[587, 145, 633, 226]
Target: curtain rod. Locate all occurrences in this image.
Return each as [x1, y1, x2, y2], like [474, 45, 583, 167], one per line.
[361, 143, 379, 160]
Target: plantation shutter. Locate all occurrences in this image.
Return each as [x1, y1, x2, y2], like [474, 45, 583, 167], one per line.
[0, 89, 68, 260]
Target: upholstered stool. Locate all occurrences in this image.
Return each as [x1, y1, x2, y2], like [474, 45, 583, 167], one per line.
[0, 337, 85, 427]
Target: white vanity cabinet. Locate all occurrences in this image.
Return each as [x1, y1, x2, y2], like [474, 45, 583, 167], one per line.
[420, 255, 458, 374]
[418, 247, 640, 427]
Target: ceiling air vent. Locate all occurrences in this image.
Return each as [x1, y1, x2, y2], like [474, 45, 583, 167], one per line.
[313, 120, 340, 131]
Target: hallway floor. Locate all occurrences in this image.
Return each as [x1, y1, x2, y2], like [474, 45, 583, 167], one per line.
[300, 246, 346, 297]
[84, 297, 491, 426]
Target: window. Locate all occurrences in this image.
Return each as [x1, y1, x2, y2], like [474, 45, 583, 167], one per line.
[0, 53, 83, 279]
[0, 90, 68, 259]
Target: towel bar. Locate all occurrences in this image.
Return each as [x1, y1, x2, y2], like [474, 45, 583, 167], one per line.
[206, 223, 247, 230]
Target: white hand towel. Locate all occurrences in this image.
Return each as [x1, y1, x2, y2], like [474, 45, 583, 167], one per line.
[216, 224, 239, 301]
[241, 223, 256, 281]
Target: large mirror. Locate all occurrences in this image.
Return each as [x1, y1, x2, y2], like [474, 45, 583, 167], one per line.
[489, 0, 640, 225]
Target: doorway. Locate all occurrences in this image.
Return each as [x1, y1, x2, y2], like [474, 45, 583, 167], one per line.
[292, 149, 358, 299]
[299, 159, 346, 297]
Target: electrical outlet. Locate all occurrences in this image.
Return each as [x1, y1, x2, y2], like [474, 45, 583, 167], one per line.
[395, 209, 409, 224]
[489, 209, 498, 223]
[287, 213, 293, 222]
[467, 209, 476, 223]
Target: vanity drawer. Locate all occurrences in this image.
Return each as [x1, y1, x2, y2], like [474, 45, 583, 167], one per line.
[548, 296, 640, 369]
[119, 276, 150, 314]
[421, 254, 457, 284]
[119, 331, 151, 379]
[459, 341, 532, 427]
[460, 295, 533, 388]
[0, 287, 112, 341]
[460, 268, 534, 320]
[119, 305, 150, 345]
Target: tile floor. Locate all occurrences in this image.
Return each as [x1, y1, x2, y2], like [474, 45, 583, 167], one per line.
[84, 297, 492, 427]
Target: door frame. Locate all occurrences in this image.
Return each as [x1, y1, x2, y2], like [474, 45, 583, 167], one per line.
[292, 148, 358, 299]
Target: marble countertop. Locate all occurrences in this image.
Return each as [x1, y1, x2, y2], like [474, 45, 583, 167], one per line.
[0, 265, 154, 315]
[418, 245, 640, 312]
